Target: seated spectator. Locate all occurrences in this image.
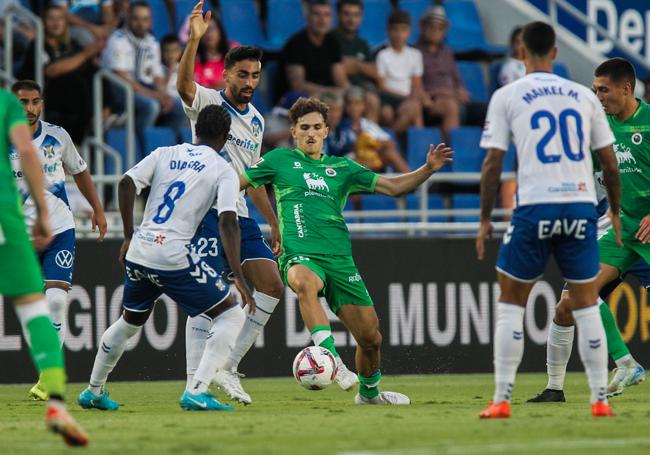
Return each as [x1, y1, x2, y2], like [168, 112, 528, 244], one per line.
[321, 91, 346, 156]
[19, 4, 102, 143]
[51, 0, 116, 46]
[497, 26, 525, 88]
[101, 1, 187, 152]
[160, 34, 181, 99]
[194, 15, 238, 90]
[332, 0, 380, 122]
[279, 0, 349, 99]
[335, 87, 410, 173]
[375, 10, 424, 134]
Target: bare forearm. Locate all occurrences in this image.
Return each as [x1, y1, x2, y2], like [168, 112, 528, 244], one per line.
[479, 154, 503, 221]
[44, 52, 91, 78]
[219, 214, 244, 279]
[382, 165, 433, 197]
[247, 185, 278, 226]
[73, 170, 104, 213]
[118, 176, 136, 239]
[20, 145, 47, 215]
[358, 62, 378, 80]
[177, 38, 199, 106]
[602, 165, 621, 214]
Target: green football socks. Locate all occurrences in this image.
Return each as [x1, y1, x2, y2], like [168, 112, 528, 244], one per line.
[310, 325, 340, 357]
[359, 370, 381, 399]
[599, 300, 630, 361]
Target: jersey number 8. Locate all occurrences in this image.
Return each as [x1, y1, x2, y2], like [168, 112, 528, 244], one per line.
[153, 181, 186, 224]
[531, 108, 584, 163]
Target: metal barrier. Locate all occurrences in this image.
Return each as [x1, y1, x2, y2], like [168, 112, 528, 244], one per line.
[1, 3, 44, 87]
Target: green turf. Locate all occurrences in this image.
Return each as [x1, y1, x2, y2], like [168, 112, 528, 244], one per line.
[1, 373, 649, 454]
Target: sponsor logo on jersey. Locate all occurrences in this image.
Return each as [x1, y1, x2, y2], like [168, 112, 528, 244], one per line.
[154, 234, 166, 245]
[632, 131, 642, 145]
[55, 250, 74, 269]
[293, 203, 305, 238]
[348, 272, 362, 282]
[303, 173, 329, 192]
[325, 167, 336, 177]
[614, 143, 637, 165]
[293, 161, 302, 168]
[547, 182, 586, 193]
[227, 132, 259, 152]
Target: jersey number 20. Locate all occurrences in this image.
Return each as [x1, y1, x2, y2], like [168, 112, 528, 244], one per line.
[153, 181, 186, 224]
[531, 108, 584, 163]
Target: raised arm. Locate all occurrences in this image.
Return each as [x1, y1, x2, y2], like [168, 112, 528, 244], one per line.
[374, 143, 452, 197]
[177, 1, 211, 106]
[476, 147, 505, 260]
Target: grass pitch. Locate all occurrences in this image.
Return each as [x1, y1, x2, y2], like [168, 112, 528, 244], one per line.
[1, 373, 649, 455]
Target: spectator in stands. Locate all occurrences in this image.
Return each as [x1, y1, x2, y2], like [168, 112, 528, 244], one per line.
[161, 34, 181, 100]
[51, 0, 116, 47]
[102, 1, 187, 149]
[19, 4, 102, 143]
[279, 0, 349, 99]
[321, 91, 346, 156]
[332, 0, 380, 122]
[375, 10, 424, 134]
[0, 0, 35, 75]
[263, 91, 306, 150]
[194, 15, 237, 90]
[497, 26, 525, 88]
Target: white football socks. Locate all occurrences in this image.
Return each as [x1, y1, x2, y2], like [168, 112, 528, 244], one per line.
[573, 305, 608, 404]
[221, 291, 279, 372]
[545, 321, 574, 390]
[190, 305, 245, 394]
[185, 313, 212, 390]
[89, 316, 141, 394]
[493, 302, 525, 403]
[46, 287, 68, 347]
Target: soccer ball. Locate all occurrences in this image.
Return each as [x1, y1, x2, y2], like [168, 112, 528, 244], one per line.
[292, 346, 338, 390]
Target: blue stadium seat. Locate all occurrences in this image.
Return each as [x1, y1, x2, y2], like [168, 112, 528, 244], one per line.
[406, 193, 445, 222]
[444, 0, 506, 54]
[502, 144, 517, 173]
[359, 194, 399, 223]
[400, 0, 433, 43]
[406, 127, 442, 170]
[180, 127, 193, 144]
[267, 0, 306, 50]
[457, 62, 487, 103]
[149, 0, 172, 40]
[359, 0, 392, 47]
[173, 0, 195, 33]
[220, 0, 268, 47]
[553, 62, 570, 79]
[452, 194, 480, 221]
[449, 127, 483, 173]
[489, 61, 502, 93]
[143, 127, 176, 156]
[105, 128, 127, 175]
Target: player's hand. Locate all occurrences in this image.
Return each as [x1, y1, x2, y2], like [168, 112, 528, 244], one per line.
[635, 214, 650, 243]
[270, 224, 282, 258]
[610, 211, 623, 246]
[189, 1, 212, 41]
[476, 219, 493, 260]
[426, 143, 453, 172]
[234, 276, 256, 314]
[92, 210, 108, 241]
[32, 214, 53, 251]
[119, 239, 130, 268]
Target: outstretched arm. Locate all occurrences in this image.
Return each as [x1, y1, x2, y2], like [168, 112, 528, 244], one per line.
[177, 1, 211, 106]
[374, 143, 453, 197]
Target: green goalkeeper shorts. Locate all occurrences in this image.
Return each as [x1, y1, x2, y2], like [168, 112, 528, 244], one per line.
[0, 202, 44, 296]
[280, 253, 374, 314]
[599, 214, 650, 275]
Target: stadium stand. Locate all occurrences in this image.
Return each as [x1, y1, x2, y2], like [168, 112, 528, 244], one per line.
[444, 0, 507, 55]
[406, 127, 442, 170]
[449, 127, 484, 173]
[150, 0, 173, 40]
[456, 62, 487, 103]
[220, 0, 268, 48]
[358, 0, 393, 48]
[406, 193, 446, 222]
[452, 194, 481, 221]
[400, 0, 434, 43]
[359, 194, 400, 223]
[104, 128, 128, 175]
[266, 0, 306, 50]
[180, 127, 193, 144]
[143, 126, 176, 157]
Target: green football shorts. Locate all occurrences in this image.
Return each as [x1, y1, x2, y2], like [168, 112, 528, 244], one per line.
[599, 214, 650, 275]
[0, 202, 44, 296]
[280, 253, 373, 314]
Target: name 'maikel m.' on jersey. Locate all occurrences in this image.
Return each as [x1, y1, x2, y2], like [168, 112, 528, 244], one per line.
[480, 72, 615, 207]
[125, 143, 238, 271]
[182, 84, 264, 218]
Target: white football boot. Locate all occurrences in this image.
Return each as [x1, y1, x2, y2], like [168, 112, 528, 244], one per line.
[213, 369, 252, 405]
[606, 362, 646, 397]
[334, 357, 359, 391]
[354, 391, 411, 405]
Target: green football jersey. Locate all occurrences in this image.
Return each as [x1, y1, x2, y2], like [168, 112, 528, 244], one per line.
[0, 88, 28, 206]
[608, 100, 650, 221]
[243, 147, 378, 256]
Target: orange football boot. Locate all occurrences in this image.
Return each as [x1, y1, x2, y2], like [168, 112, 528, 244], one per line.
[45, 403, 89, 447]
[479, 400, 511, 419]
[591, 400, 615, 417]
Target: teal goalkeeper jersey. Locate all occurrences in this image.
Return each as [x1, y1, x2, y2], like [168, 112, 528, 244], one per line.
[243, 147, 378, 257]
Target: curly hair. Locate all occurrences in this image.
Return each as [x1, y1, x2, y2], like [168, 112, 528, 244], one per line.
[195, 105, 231, 142]
[288, 97, 329, 125]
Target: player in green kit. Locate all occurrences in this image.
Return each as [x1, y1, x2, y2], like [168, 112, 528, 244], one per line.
[241, 97, 453, 404]
[529, 58, 649, 403]
[0, 88, 88, 445]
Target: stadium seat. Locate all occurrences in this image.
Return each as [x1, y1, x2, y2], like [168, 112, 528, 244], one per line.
[457, 62, 487, 103]
[180, 127, 193, 144]
[406, 193, 446, 222]
[406, 127, 442, 170]
[449, 127, 484, 173]
[452, 194, 480, 221]
[359, 194, 400, 223]
[149, 0, 172, 40]
[553, 62, 570, 79]
[173, 0, 195, 32]
[267, 0, 306, 50]
[489, 61, 502, 93]
[143, 127, 176, 157]
[359, 0, 392, 47]
[444, 0, 506, 55]
[399, 0, 433, 43]
[104, 128, 127, 175]
[220, 0, 268, 47]
[502, 144, 517, 172]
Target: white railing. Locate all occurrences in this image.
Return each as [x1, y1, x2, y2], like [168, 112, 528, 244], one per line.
[1, 3, 44, 87]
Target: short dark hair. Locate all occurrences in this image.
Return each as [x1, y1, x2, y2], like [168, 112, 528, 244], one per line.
[509, 26, 523, 47]
[337, 0, 363, 13]
[307, 0, 330, 10]
[224, 46, 263, 70]
[11, 80, 42, 95]
[160, 33, 180, 48]
[195, 105, 231, 142]
[522, 21, 555, 57]
[129, 1, 150, 13]
[388, 9, 411, 27]
[289, 97, 329, 125]
[594, 58, 637, 90]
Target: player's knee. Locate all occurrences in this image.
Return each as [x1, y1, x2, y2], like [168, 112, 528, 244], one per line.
[357, 329, 382, 351]
[258, 279, 284, 300]
[554, 299, 574, 326]
[122, 308, 151, 326]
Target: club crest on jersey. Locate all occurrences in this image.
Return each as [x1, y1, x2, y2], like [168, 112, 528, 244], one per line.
[303, 172, 329, 192]
[251, 116, 262, 137]
[43, 144, 55, 159]
[632, 131, 642, 145]
[325, 167, 336, 177]
[293, 161, 302, 168]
